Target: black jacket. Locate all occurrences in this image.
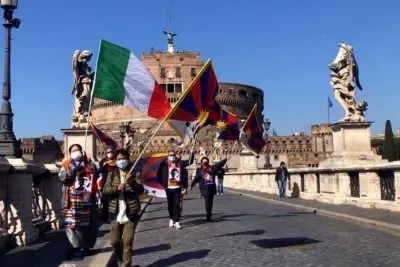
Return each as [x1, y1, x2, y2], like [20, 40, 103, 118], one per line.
[157, 153, 194, 190]
[191, 159, 227, 195]
[275, 167, 289, 181]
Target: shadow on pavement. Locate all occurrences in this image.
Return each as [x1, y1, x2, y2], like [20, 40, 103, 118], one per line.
[0, 230, 66, 267]
[214, 229, 265, 238]
[133, 243, 171, 256]
[250, 237, 322, 249]
[145, 249, 211, 266]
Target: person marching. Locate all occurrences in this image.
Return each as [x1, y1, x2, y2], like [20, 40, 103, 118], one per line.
[58, 144, 100, 259]
[103, 148, 144, 267]
[157, 150, 194, 229]
[190, 156, 227, 222]
[98, 146, 117, 221]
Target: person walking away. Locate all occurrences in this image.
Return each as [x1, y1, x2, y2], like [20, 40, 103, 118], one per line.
[190, 156, 227, 222]
[103, 149, 144, 267]
[157, 150, 194, 229]
[58, 144, 100, 259]
[275, 161, 289, 199]
[98, 146, 116, 221]
[216, 167, 225, 195]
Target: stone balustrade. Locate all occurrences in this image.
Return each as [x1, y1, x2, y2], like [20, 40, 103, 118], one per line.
[0, 159, 61, 250]
[224, 162, 400, 212]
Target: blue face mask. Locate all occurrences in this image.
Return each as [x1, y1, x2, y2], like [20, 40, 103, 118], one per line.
[116, 159, 128, 169]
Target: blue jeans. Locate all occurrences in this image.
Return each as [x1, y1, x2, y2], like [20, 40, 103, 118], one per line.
[277, 180, 286, 198]
[217, 178, 224, 194]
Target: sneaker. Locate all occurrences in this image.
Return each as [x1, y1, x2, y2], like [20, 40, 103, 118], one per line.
[169, 219, 174, 227]
[174, 222, 182, 229]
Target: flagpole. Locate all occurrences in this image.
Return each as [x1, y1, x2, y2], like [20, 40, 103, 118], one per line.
[84, 39, 103, 153]
[128, 59, 213, 173]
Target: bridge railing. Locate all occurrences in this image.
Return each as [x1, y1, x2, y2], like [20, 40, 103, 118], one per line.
[0, 159, 61, 250]
[224, 162, 400, 212]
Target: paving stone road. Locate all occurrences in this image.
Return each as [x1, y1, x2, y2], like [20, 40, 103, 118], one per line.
[131, 191, 400, 267]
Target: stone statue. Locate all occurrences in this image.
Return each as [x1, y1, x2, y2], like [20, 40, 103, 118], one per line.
[329, 43, 367, 122]
[71, 50, 95, 128]
[213, 131, 223, 162]
[163, 31, 177, 45]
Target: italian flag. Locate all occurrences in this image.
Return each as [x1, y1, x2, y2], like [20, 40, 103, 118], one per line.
[93, 40, 171, 119]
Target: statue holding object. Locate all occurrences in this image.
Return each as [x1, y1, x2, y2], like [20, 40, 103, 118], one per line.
[329, 43, 368, 122]
[71, 50, 95, 128]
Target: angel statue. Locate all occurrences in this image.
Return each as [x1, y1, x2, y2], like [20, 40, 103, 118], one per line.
[213, 131, 223, 162]
[329, 43, 367, 122]
[71, 50, 95, 128]
[163, 31, 177, 45]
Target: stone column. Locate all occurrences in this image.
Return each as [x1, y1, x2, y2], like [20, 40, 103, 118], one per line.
[5, 159, 47, 246]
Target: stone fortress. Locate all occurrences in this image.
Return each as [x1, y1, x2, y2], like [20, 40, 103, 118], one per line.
[21, 34, 337, 168]
[89, 34, 265, 164]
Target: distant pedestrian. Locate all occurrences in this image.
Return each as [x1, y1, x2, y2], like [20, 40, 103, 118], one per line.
[190, 156, 227, 222]
[216, 167, 225, 195]
[103, 149, 144, 267]
[275, 161, 289, 199]
[98, 146, 117, 222]
[157, 150, 193, 229]
[58, 144, 99, 259]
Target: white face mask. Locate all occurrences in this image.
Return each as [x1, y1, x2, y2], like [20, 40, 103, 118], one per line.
[71, 151, 82, 161]
[116, 159, 128, 169]
[168, 156, 176, 162]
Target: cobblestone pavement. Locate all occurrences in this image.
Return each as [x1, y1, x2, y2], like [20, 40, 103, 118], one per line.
[131, 191, 400, 267]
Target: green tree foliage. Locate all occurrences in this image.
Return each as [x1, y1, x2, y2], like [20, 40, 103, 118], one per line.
[382, 120, 397, 161]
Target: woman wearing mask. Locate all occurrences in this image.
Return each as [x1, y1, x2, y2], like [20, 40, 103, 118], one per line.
[157, 150, 193, 229]
[103, 149, 144, 267]
[190, 156, 227, 221]
[58, 144, 99, 259]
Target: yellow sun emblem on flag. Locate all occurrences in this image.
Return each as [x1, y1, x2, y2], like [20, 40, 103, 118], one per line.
[244, 128, 252, 139]
[197, 110, 209, 126]
[216, 120, 227, 130]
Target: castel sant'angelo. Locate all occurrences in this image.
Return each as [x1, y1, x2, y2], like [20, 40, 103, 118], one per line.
[85, 33, 333, 169]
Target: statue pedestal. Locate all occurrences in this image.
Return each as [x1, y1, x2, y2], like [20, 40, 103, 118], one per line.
[239, 150, 258, 170]
[61, 128, 97, 161]
[319, 122, 385, 167]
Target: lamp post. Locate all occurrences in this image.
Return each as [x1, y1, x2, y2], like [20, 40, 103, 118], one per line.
[263, 119, 272, 169]
[0, 0, 21, 158]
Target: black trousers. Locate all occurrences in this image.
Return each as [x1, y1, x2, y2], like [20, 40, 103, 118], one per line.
[204, 192, 215, 219]
[166, 188, 181, 222]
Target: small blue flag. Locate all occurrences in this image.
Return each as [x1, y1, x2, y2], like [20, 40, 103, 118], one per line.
[328, 97, 333, 108]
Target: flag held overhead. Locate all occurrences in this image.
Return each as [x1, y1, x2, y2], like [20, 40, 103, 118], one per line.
[93, 40, 171, 120]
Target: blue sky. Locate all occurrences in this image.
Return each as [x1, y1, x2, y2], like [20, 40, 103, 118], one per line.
[8, 0, 400, 139]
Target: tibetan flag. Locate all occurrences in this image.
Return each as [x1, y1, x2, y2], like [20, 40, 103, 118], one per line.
[240, 103, 266, 155]
[131, 152, 167, 198]
[216, 109, 240, 140]
[167, 59, 220, 146]
[93, 40, 171, 120]
[90, 122, 118, 149]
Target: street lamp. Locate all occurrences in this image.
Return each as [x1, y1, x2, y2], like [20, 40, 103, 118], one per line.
[0, 0, 21, 157]
[263, 119, 272, 169]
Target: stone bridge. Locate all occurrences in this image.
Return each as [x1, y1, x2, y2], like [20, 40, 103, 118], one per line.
[0, 158, 399, 266]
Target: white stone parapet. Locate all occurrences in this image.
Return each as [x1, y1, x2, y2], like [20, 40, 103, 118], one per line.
[224, 163, 400, 212]
[0, 159, 61, 250]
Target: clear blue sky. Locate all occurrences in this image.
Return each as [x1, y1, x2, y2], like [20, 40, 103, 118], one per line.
[9, 0, 400, 139]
